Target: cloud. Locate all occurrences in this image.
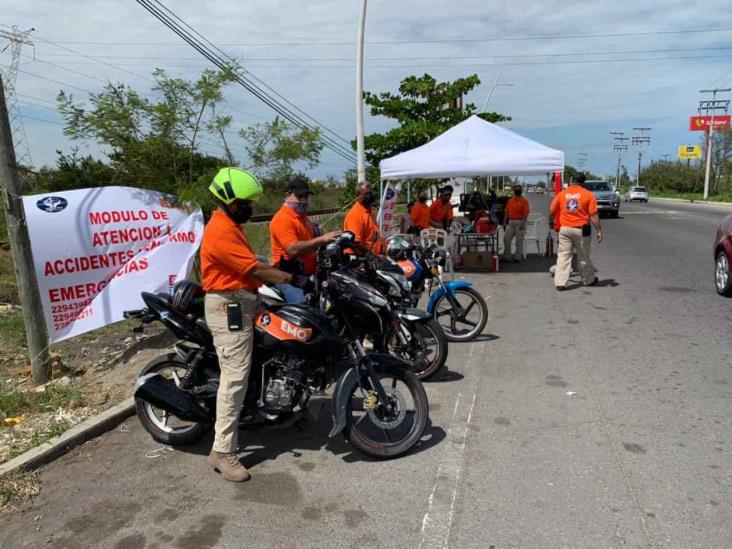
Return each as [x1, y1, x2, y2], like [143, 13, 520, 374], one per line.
[1, 0, 731, 179]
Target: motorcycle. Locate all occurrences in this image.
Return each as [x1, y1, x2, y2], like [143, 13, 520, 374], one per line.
[126, 274, 429, 459]
[315, 232, 448, 380]
[386, 237, 489, 342]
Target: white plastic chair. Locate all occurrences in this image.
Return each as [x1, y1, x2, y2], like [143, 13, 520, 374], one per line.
[420, 228, 454, 280]
[523, 214, 544, 258]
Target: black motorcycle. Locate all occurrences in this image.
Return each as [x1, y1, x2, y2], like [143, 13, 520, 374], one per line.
[127, 276, 429, 459]
[315, 232, 448, 380]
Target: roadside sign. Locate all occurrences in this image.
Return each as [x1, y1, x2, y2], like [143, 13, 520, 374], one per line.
[689, 115, 731, 131]
[678, 145, 702, 159]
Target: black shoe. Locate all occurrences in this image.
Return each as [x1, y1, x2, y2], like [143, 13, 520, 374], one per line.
[586, 278, 599, 287]
[556, 286, 566, 291]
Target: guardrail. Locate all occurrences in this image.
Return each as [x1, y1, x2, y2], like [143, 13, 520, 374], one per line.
[248, 206, 345, 223]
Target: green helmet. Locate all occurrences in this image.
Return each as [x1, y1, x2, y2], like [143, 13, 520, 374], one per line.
[208, 167, 263, 205]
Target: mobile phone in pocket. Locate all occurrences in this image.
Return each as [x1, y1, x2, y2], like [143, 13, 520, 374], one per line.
[226, 302, 243, 331]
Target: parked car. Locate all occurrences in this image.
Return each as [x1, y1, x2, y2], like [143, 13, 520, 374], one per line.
[714, 213, 732, 297]
[625, 186, 649, 202]
[584, 180, 620, 218]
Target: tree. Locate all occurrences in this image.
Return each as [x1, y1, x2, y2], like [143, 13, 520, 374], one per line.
[35, 148, 116, 192]
[57, 67, 235, 194]
[360, 73, 511, 183]
[240, 117, 323, 181]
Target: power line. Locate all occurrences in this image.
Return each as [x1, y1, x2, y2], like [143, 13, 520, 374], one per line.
[21, 53, 732, 71]
[134, 0, 357, 164]
[18, 113, 64, 126]
[31, 26, 732, 47]
[148, 0, 355, 152]
[30, 44, 732, 62]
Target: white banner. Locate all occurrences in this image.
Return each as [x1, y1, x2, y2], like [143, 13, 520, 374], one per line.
[377, 181, 402, 238]
[22, 187, 204, 342]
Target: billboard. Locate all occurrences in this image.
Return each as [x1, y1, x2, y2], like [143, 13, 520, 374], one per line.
[677, 145, 702, 159]
[23, 187, 203, 342]
[689, 115, 731, 131]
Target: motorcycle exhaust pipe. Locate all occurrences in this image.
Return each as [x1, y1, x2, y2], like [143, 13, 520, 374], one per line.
[134, 373, 209, 422]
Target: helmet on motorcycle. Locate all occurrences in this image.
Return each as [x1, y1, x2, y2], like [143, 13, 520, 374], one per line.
[385, 235, 412, 260]
[171, 280, 205, 317]
[208, 167, 263, 205]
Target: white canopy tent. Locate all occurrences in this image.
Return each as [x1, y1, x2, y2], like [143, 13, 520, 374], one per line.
[379, 115, 564, 180]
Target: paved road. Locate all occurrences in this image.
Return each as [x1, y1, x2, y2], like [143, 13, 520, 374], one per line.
[1, 197, 730, 549]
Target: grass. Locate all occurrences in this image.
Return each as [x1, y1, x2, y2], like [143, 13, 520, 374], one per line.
[0, 385, 86, 418]
[0, 470, 40, 513]
[646, 190, 732, 203]
[0, 312, 25, 352]
[5, 420, 73, 461]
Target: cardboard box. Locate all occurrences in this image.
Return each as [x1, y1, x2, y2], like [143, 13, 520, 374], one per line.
[461, 251, 492, 270]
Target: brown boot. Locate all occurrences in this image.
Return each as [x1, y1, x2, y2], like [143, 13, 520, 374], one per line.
[208, 451, 251, 482]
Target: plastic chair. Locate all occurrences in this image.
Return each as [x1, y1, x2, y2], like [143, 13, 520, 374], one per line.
[523, 215, 544, 258]
[420, 228, 454, 279]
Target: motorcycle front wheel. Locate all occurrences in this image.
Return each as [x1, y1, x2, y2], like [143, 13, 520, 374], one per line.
[135, 354, 210, 446]
[344, 367, 428, 458]
[433, 287, 488, 342]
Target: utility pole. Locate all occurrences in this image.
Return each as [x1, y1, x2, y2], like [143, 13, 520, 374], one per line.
[355, 0, 367, 183]
[0, 26, 34, 181]
[661, 154, 670, 163]
[481, 67, 514, 112]
[0, 76, 49, 384]
[632, 127, 651, 185]
[699, 88, 730, 200]
[610, 131, 629, 187]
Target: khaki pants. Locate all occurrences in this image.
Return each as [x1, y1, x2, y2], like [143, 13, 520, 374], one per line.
[204, 290, 259, 454]
[503, 219, 525, 259]
[555, 227, 596, 287]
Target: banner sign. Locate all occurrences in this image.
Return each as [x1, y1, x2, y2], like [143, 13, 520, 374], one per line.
[689, 115, 731, 131]
[22, 187, 203, 342]
[377, 182, 402, 238]
[678, 145, 702, 159]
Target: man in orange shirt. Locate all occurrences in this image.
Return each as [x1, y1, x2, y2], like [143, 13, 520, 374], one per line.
[269, 176, 340, 303]
[549, 172, 603, 290]
[503, 185, 531, 262]
[201, 167, 312, 482]
[410, 194, 431, 234]
[344, 181, 384, 254]
[430, 185, 455, 229]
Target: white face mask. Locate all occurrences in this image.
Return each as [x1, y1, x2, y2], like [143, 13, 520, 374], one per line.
[286, 198, 308, 213]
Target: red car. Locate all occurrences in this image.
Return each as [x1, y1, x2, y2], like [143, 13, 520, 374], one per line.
[714, 213, 732, 296]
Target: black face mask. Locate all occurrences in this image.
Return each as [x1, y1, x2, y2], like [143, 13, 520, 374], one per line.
[514, 190, 523, 197]
[419, 196, 427, 203]
[228, 203, 253, 224]
[361, 192, 377, 206]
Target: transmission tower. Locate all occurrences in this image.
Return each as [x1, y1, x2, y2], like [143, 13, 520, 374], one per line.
[0, 26, 35, 174]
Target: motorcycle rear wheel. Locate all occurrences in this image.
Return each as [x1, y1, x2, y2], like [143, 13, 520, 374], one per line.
[135, 354, 210, 446]
[344, 367, 428, 458]
[380, 318, 447, 380]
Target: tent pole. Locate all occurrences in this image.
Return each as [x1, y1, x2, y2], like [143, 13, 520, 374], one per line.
[407, 180, 411, 202]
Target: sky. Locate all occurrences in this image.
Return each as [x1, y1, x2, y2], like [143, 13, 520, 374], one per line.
[2, 0, 732, 183]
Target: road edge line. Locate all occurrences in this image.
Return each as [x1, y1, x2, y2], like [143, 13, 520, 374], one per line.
[0, 398, 135, 478]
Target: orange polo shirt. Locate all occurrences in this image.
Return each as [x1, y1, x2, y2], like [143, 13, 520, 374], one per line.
[505, 196, 530, 220]
[550, 185, 598, 228]
[430, 199, 454, 225]
[343, 201, 384, 254]
[201, 209, 262, 292]
[411, 202, 431, 229]
[269, 204, 316, 275]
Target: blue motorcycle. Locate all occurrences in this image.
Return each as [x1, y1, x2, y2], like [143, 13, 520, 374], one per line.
[387, 238, 489, 342]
